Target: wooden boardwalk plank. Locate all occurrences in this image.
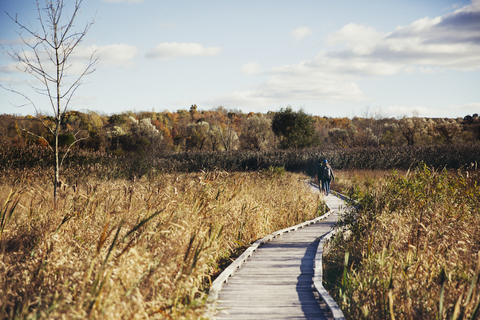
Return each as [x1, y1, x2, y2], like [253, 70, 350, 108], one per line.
[210, 193, 346, 320]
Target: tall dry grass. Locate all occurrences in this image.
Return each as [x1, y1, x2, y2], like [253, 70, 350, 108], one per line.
[331, 169, 397, 196]
[0, 167, 322, 319]
[3, 142, 480, 178]
[324, 165, 480, 319]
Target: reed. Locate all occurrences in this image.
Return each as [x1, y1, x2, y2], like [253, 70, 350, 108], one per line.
[323, 165, 480, 319]
[0, 166, 321, 319]
[3, 142, 480, 177]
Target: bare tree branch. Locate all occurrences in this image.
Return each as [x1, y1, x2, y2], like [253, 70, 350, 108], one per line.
[20, 128, 54, 152]
[2, 0, 97, 206]
[59, 130, 89, 170]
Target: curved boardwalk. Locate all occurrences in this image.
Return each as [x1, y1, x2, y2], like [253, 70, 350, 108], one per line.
[212, 193, 346, 320]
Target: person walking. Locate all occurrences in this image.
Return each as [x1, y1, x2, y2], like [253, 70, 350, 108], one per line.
[315, 159, 326, 194]
[322, 159, 334, 195]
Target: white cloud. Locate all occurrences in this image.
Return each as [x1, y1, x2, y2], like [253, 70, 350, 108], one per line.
[419, 66, 443, 74]
[1, 43, 138, 77]
[448, 101, 480, 111]
[382, 102, 480, 118]
[0, 38, 25, 46]
[145, 42, 221, 60]
[0, 76, 25, 86]
[0, 63, 21, 74]
[206, 1, 480, 111]
[325, 23, 383, 55]
[290, 26, 313, 41]
[241, 62, 263, 75]
[89, 44, 138, 68]
[459, 0, 480, 11]
[322, 2, 480, 72]
[65, 44, 138, 74]
[205, 62, 368, 109]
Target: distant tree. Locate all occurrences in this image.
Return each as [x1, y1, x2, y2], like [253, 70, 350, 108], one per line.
[218, 124, 239, 151]
[240, 114, 274, 150]
[463, 114, 480, 141]
[2, 0, 97, 205]
[208, 125, 224, 151]
[189, 104, 199, 122]
[0, 116, 9, 145]
[108, 113, 128, 126]
[398, 117, 431, 146]
[77, 111, 108, 150]
[351, 110, 385, 147]
[152, 119, 174, 151]
[177, 109, 190, 119]
[435, 118, 462, 144]
[128, 117, 164, 152]
[328, 128, 349, 148]
[170, 110, 190, 151]
[186, 121, 210, 151]
[209, 107, 240, 151]
[311, 116, 329, 146]
[0, 115, 26, 146]
[272, 107, 317, 149]
[353, 127, 379, 148]
[381, 122, 402, 146]
[107, 125, 126, 151]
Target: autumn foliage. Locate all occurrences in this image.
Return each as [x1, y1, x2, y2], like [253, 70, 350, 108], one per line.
[2, 108, 479, 156]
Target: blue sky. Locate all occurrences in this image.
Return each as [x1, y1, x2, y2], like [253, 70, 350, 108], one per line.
[1, 0, 479, 118]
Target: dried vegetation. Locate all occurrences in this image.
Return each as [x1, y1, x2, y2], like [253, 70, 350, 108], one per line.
[324, 166, 480, 319]
[0, 167, 321, 319]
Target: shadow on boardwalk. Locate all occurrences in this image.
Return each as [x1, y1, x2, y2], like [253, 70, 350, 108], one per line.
[297, 238, 325, 320]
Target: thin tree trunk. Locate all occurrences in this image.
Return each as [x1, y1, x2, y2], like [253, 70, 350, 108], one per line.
[54, 129, 59, 206]
[54, 25, 60, 207]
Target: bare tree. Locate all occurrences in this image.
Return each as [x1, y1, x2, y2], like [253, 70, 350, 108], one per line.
[211, 107, 240, 151]
[2, 0, 97, 206]
[218, 122, 239, 151]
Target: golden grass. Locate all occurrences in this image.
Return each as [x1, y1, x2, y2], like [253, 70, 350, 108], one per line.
[332, 169, 402, 195]
[324, 166, 480, 319]
[0, 167, 321, 319]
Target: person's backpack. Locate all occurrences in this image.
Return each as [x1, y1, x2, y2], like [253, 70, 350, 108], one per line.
[317, 165, 323, 178]
[323, 166, 331, 179]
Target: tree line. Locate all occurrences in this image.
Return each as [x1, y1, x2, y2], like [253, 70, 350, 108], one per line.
[2, 106, 479, 156]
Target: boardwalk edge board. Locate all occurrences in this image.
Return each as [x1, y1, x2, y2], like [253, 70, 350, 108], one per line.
[312, 188, 348, 320]
[314, 229, 346, 320]
[207, 184, 350, 320]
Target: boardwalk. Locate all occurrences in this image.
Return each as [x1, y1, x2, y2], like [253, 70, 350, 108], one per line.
[211, 193, 346, 320]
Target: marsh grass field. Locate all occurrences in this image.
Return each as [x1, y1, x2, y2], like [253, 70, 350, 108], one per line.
[324, 167, 480, 319]
[2, 147, 480, 320]
[0, 166, 322, 319]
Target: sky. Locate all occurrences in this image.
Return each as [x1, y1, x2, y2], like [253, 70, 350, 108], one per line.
[0, 0, 479, 119]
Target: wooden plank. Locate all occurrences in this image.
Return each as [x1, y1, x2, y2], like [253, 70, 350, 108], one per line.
[209, 193, 347, 319]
